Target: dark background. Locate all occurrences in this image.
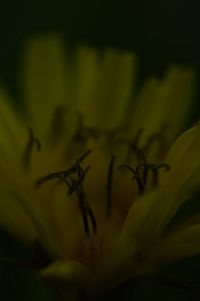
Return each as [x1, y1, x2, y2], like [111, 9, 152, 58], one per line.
[1, 0, 200, 95]
[0, 0, 200, 300]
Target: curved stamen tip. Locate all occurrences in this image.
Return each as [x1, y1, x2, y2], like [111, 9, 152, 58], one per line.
[118, 164, 136, 175]
[156, 163, 171, 171]
[34, 149, 92, 189]
[78, 149, 92, 163]
[118, 153, 170, 194]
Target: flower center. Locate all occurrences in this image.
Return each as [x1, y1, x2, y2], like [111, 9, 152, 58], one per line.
[33, 145, 170, 239]
[18, 108, 173, 284]
[21, 112, 171, 267]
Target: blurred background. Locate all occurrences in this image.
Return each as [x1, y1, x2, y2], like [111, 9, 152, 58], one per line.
[0, 0, 200, 300]
[1, 0, 200, 95]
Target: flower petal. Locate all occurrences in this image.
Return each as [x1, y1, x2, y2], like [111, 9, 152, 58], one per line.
[120, 126, 200, 254]
[129, 67, 196, 145]
[120, 190, 162, 251]
[21, 35, 67, 139]
[118, 124, 200, 258]
[76, 48, 136, 129]
[2, 182, 66, 258]
[156, 125, 200, 231]
[147, 223, 200, 267]
[0, 87, 27, 160]
[40, 259, 90, 293]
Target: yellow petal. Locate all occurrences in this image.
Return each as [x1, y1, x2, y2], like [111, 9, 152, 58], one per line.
[4, 182, 66, 258]
[40, 260, 90, 294]
[158, 67, 196, 140]
[124, 125, 200, 252]
[157, 125, 200, 229]
[147, 223, 200, 267]
[129, 67, 196, 144]
[120, 191, 162, 251]
[166, 126, 197, 168]
[129, 77, 161, 141]
[21, 35, 67, 139]
[0, 87, 27, 160]
[76, 48, 136, 129]
[119, 134, 200, 256]
[48, 183, 84, 258]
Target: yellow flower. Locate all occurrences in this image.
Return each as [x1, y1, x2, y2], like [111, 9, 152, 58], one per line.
[0, 34, 199, 299]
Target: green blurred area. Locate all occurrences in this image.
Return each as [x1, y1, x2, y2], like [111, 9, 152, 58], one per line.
[0, 0, 200, 300]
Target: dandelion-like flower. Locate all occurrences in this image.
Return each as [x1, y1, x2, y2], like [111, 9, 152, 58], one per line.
[0, 35, 200, 300]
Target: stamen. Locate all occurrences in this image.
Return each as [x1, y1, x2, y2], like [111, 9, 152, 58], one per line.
[136, 148, 170, 188]
[136, 148, 152, 186]
[78, 149, 92, 164]
[22, 128, 41, 170]
[34, 166, 77, 188]
[75, 162, 97, 236]
[136, 163, 151, 187]
[77, 187, 97, 236]
[118, 165, 146, 194]
[69, 167, 97, 236]
[76, 189, 90, 237]
[67, 166, 91, 195]
[119, 144, 170, 194]
[34, 149, 92, 188]
[106, 155, 116, 217]
[87, 206, 98, 235]
[39, 148, 96, 237]
[156, 163, 171, 171]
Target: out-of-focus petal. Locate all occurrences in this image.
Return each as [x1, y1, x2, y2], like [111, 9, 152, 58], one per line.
[0, 87, 27, 160]
[21, 35, 67, 139]
[40, 259, 90, 294]
[129, 67, 196, 145]
[147, 223, 200, 267]
[76, 48, 136, 129]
